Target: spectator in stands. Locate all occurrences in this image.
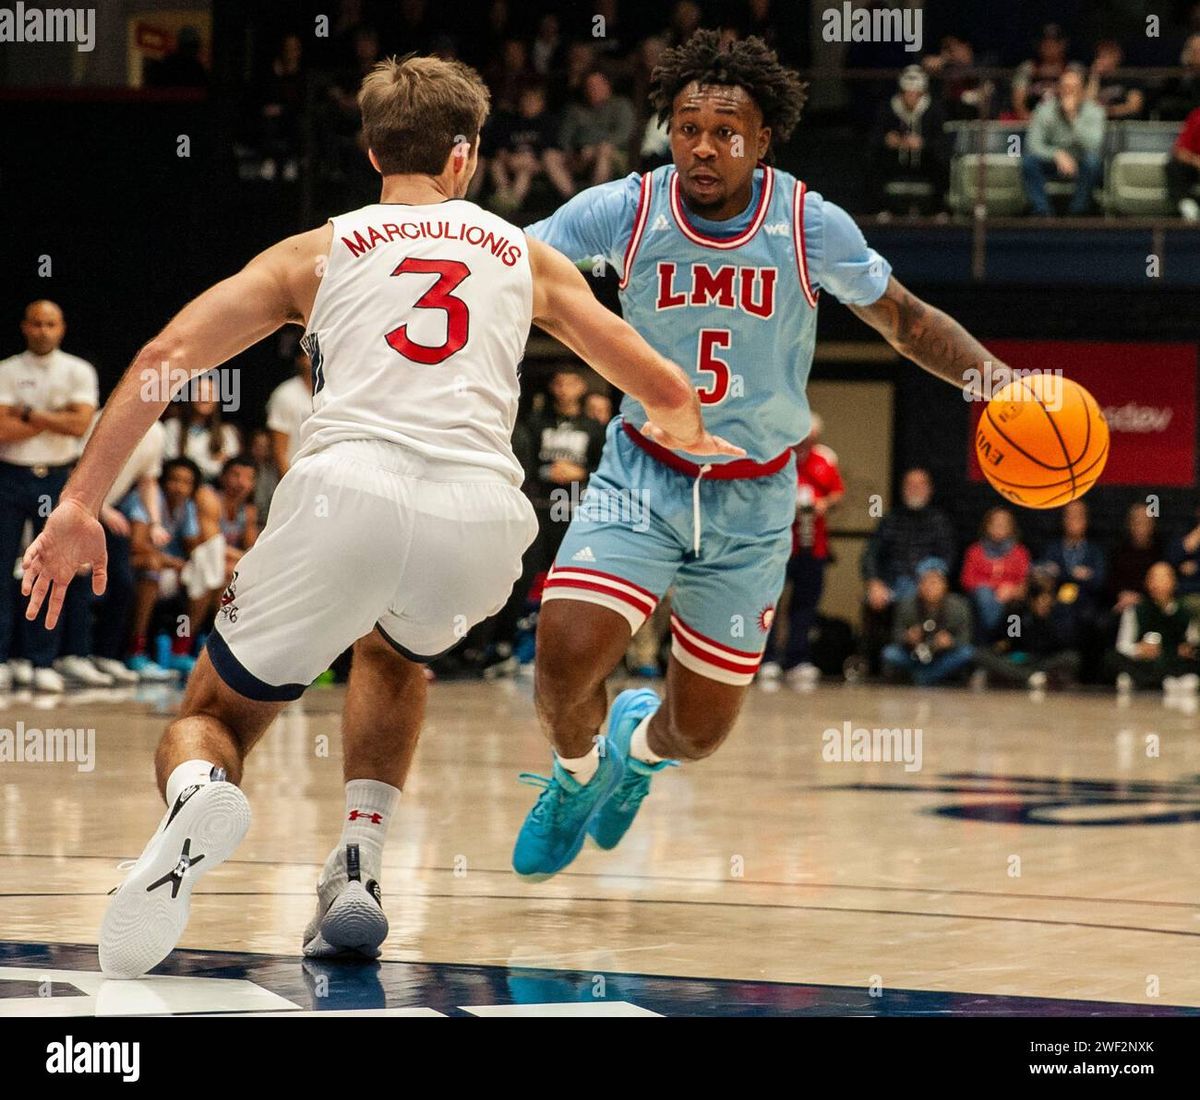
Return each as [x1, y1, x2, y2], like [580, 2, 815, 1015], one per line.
[1021, 65, 1105, 216]
[860, 467, 957, 673]
[266, 350, 313, 478]
[488, 82, 572, 213]
[761, 415, 845, 688]
[1037, 499, 1106, 673]
[631, 35, 671, 169]
[558, 41, 598, 106]
[1107, 504, 1163, 612]
[485, 37, 535, 113]
[1166, 106, 1200, 221]
[1107, 561, 1199, 694]
[972, 574, 1081, 690]
[1166, 504, 1200, 615]
[125, 457, 206, 677]
[0, 300, 98, 693]
[881, 557, 974, 686]
[666, 1, 703, 48]
[1086, 40, 1144, 119]
[531, 13, 565, 80]
[583, 390, 614, 426]
[248, 428, 280, 523]
[523, 367, 605, 563]
[960, 506, 1031, 641]
[868, 65, 949, 214]
[1038, 500, 1107, 616]
[144, 25, 208, 90]
[550, 70, 635, 193]
[923, 34, 990, 120]
[72, 411, 168, 686]
[1011, 23, 1069, 119]
[210, 455, 259, 580]
[591, 0, 631, 61]
[1158, 33, 1200, 121]
[163, 371, 241, 482]
[257, 32, 306, 182]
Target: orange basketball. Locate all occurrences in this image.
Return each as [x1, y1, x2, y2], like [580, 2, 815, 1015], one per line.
[974, 374, 1109, 509]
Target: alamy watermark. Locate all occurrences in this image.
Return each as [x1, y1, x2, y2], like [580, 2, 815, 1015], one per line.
[552, 482, 651, 532]
[963, 363, 1064, 410]
[139, 366, 241, 413]
[822, 720, 923, 772]
[0, 4, 95, 52]
[0, 721, 95, 772]
[821, 3, 922, 53]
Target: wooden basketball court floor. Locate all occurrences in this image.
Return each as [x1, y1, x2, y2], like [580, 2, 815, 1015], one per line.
[2, 678, 1199, 1017]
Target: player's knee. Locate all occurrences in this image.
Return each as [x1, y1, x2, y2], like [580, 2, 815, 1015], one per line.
[659, 707, 734, 761]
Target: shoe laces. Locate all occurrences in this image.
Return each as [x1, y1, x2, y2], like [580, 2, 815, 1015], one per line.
[518, 772, 565, 832]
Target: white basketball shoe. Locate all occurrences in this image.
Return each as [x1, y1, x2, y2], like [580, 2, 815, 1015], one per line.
[99, 771, 251, 978]
[302, 843, 388, 959]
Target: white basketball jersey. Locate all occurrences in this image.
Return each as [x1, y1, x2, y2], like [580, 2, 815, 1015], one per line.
[296, 200, 533, 484]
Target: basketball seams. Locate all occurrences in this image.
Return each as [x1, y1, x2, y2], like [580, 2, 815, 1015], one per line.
[976, 377, 1110, 508]
[980, 437, 1109, 493]
[1016, 375, 1076, 500]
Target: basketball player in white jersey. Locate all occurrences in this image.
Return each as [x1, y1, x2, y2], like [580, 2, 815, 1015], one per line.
[21, 55, 740, 978]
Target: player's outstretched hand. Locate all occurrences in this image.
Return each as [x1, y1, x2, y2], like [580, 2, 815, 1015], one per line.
[640, 421, 747, 458]
[21, 499, 108, 630]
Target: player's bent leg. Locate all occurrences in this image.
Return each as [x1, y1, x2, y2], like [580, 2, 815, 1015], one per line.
[588, 659, 748, 851]
[100, 651, 285, 978]
[512, 598, 636, 880]
[304, 629, 427, 959]
[533, 597, 632, 756]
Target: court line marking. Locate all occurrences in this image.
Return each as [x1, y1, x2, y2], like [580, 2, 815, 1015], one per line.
[2, 889, 1198, 938]
[1, 853, 1196, 909]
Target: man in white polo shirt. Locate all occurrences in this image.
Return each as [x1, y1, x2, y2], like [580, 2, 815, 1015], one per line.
[265, 348, 312, 478]
[0, 300, 98, 691]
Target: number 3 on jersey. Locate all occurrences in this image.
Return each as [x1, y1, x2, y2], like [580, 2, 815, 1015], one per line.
[385, 257, 470, 365]
[696, 329, 732, 405]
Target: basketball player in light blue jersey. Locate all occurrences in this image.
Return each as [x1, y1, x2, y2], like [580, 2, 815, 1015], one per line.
[512, 30, 1013, 879]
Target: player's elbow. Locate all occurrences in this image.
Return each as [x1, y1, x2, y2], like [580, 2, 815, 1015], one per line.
[642, 362, 694, 414]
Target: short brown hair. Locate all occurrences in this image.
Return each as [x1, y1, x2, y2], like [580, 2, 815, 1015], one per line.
[358, 54, 491, 175]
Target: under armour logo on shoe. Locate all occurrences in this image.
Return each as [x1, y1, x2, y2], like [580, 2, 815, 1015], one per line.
[572, 546, 597, 562]
[348, 810, 383, 824]
[146, 838, 204, 899]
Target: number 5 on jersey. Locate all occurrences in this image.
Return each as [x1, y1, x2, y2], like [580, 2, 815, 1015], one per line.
[385, 257, 471, 365]
[696, 329, 732, 405]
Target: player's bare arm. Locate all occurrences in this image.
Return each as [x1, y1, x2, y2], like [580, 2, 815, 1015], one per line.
[849, 275, 1002, 400]
[21, 223, 332, 628]
[526, 235, 743, 457]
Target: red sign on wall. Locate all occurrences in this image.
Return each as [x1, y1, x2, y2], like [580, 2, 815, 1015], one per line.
[967, 340, 1197, 487]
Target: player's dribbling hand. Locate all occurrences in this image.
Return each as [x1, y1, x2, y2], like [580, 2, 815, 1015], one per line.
[21, 500, 108, 630]
[639, 421, 747, 458]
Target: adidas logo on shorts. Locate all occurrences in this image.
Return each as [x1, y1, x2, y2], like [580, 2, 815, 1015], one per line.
[572, 546, 597, 562]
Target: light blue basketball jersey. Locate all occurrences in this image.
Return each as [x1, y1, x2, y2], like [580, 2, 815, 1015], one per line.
[526, 164, 892, 465]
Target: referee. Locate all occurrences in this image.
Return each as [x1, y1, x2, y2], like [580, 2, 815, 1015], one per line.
[0, 300, 98, 692]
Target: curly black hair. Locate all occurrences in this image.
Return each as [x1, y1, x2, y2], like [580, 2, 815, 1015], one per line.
[648, 30, 808, 145]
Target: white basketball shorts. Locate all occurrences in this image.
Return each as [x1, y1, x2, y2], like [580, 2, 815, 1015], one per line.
[206, 439, 537, 701]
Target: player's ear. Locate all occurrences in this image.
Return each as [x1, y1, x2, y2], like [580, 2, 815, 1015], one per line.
[757, 127, 771, 161]
[367, 148, 382, 174]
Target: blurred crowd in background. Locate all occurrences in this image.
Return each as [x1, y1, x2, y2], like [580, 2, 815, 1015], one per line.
[5, 297, 1200, 700]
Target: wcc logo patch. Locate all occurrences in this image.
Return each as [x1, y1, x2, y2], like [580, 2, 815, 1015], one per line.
[757, 605, 775, 633]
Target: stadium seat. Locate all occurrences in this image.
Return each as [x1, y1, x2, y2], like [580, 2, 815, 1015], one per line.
[949, 154, 1027, 215]
[1104, 152, 1173, 215]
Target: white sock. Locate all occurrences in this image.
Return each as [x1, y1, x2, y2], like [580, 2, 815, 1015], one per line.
[165, 758, 219, 808]
[630, 715, 664, 765]
[325, 779, 400, 883]
[557, 744, 599, 784]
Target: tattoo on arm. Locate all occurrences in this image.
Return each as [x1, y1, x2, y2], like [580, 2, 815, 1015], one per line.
[849, 276, 994, 398]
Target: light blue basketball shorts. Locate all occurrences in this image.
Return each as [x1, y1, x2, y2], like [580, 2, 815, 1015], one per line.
[543, 417, 798, 685]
